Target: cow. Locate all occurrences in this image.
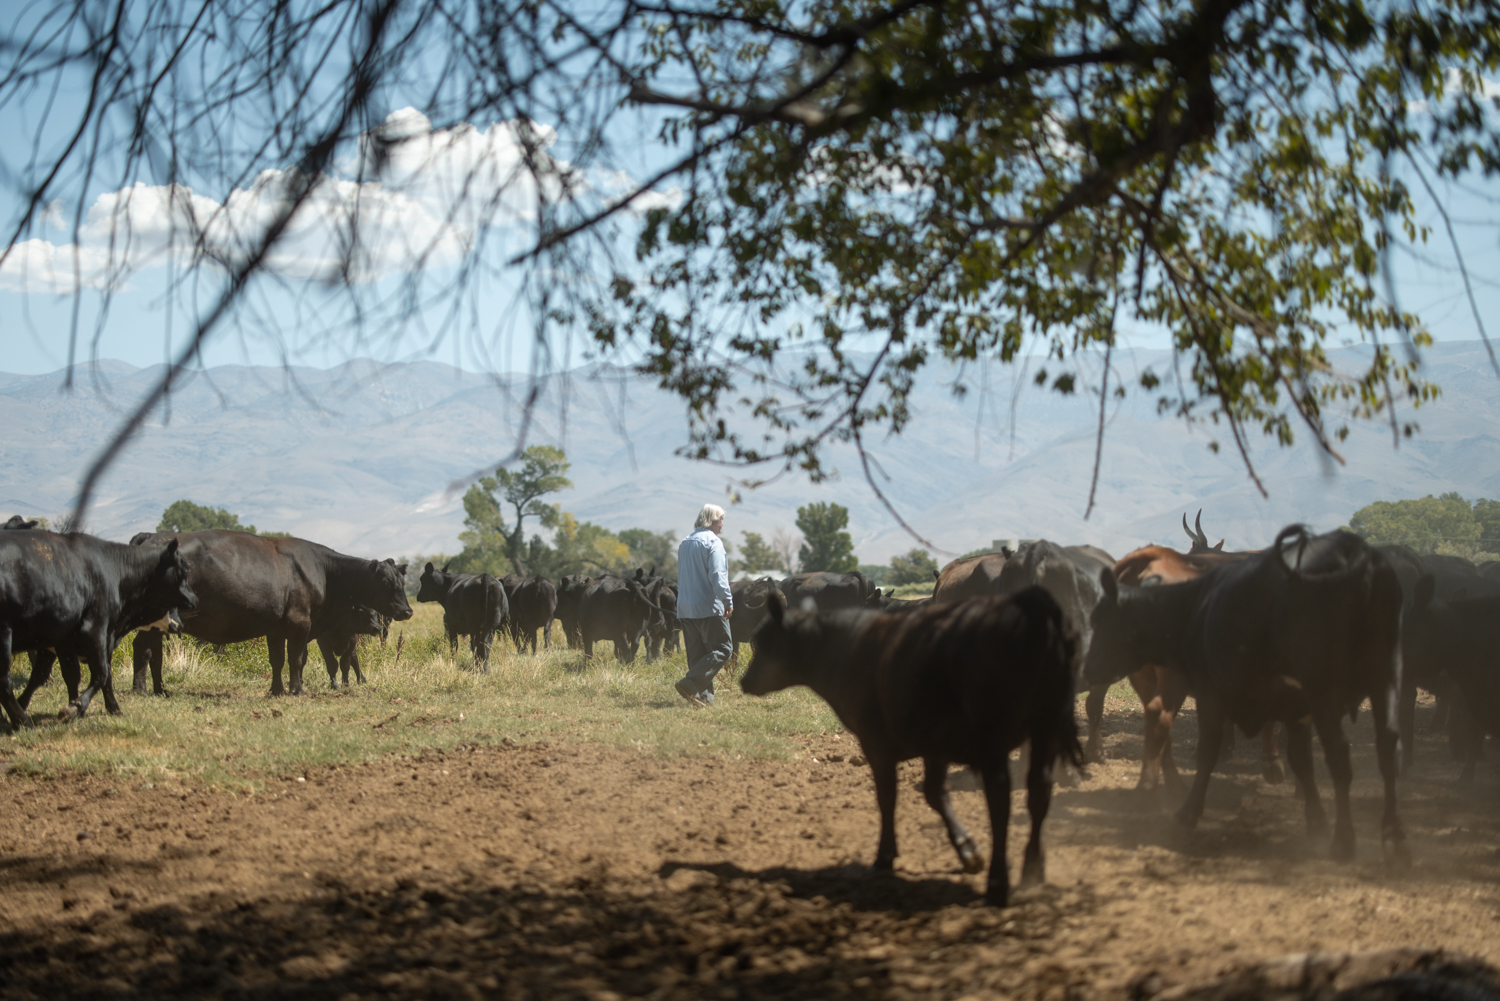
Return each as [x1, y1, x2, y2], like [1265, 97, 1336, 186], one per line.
[554, 574, 595, 648]
[2, 516, 40, 531]
[129, 530, 412, 696]
[642, 575, 680, 662]
[577, 574, 663, 663]
[21, 608, 181, 710]
[725, 576, 783, 675]
[416, 564, 507, 670]
[1405, 577, 1500, 781]
[1106, 543, 1285, 790]
[316, 605, 389, 688]
[742, 588, 1084, 906]
[0, 532, 196, 727]
[992, 541, 1114, 763]
[501, 574, 558, 654]
[779, 571, 876, 611]
[1382, 547, 1500, 770]
[932, 552, 1008, 602]
[1085, 527, 1408, 863]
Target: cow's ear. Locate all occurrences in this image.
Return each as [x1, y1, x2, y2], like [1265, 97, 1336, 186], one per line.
[767, 592, 785, 624]
[932, 568, 940, 580]
[384, 557, 395, 565]
[441, 563, 450, 573]
[1415, 573, 1436, 611]
[424, 562, 435, 574]
[396, 564, 408, 576]
[164, 538, 179, 556]
[1098, 567, 1118, 604]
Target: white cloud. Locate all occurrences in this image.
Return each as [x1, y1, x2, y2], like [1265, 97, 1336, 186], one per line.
[1, 108, 682, 293]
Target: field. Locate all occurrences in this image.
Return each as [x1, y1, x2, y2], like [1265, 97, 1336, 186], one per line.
[1, 605, 1498, 1000]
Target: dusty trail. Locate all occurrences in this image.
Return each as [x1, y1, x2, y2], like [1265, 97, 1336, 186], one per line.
[1, 699, 1498, 1000]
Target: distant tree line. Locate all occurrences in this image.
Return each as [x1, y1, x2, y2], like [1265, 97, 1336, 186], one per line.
[156, 500, 289, 537]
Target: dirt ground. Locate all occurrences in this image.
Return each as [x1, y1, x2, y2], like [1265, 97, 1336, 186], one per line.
[2, 696, 1499, 1001]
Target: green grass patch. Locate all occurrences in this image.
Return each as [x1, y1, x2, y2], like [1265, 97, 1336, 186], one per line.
[0, 604, 841, 790]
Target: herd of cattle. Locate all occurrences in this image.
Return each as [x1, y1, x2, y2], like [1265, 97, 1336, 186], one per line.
[2, 510, 1500, 904]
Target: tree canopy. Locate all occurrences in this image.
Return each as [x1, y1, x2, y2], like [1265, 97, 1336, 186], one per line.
[796, 502, 859, 573]
[1347, 492, 1500, 560]
[157, 500, 257, 535]
[455, 446, 572, 575]
[9, 0, 1500, 524]
[888, 548, 939, 586]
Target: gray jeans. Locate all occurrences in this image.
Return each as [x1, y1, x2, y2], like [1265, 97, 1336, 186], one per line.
[680, 615, 733, 695]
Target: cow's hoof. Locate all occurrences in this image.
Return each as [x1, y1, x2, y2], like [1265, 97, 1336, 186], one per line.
[1019, 861, 1045, 889]
[1262, 760, 1286, 784]
[957, 839, 985, 874]
[983, 887, 1010, 908]
[58, 705, 80, 723]
[872, 858, 895, 874]
[1172, 806, 1200, 829]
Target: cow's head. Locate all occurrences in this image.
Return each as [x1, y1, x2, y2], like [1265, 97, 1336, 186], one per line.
[742, 594, 827, 696]
[1082, 567, 1137, 687]
[366, 558, 413, 620]
[145, 538, 197, 617]
[417, 562, 452, 603]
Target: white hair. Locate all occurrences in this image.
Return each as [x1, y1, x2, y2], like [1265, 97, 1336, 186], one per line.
[695, 503, 727, 529]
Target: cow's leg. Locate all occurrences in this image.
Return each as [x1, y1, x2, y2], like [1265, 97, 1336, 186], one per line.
[921, 757, 984, 874]
[60, 654, 84, 704]
[447, 629, 459, 661]
[1369, 679, 1411, 865]
[1129, 668, 1164, 790]
[1398, 672, 1418, 771]
[149, 634, 168, 696]
[288, 640, 310, 696]
[317, 638, 341, 690]
[268, 636, 287, 696]
[1283, 717, 1328, 839]
[1020, 730, 1057, 892]
[1175, 693, 1227, 829]
[1083, 682, 1107, 764]
[582, 634, 594, 660]
[869, 751, 900, 872]
[97, 656, 123, 716]
[70, 636, 114, 719]
[0, 626, 31, 731]
[1260, 722, 1286, 783]
[132, 634, 151, 695]
[476, 631, 492, 673]
[542, 619, 552, 650]
[349, 641, 366, 685]
[17, 650, 56, 710]
[979, 754, 1013, 906]
[1311, 710, 1356, 861]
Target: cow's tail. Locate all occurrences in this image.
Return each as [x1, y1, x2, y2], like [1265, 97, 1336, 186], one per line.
[1016, 586, 1088, 774]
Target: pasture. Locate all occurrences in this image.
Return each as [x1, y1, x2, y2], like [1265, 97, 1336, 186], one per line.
[0, 603, 1499, 1000]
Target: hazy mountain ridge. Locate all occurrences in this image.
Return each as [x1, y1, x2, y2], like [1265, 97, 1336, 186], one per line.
[3, 343, 1498, 562]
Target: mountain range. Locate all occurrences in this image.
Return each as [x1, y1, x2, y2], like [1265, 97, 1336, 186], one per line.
[3, 341, 1498, 563]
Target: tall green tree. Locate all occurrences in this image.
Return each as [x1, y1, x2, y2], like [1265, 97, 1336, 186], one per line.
[889, 548, 939, 586]
[158, 500, 256, 534]
[454, 446, 573, 575]
[796, 502, 858, 573]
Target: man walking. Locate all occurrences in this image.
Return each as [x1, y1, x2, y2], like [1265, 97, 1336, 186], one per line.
[675, 504, 733, 707]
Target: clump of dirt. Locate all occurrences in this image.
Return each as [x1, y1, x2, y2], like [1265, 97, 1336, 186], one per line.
[1, 700, 1498, 1000]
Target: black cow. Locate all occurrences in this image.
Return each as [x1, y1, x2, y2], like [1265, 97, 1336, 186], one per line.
[2, 516, 40, 531]
[129, 530, 412, 696]
[0, 533, 196, 727]
[994, 541, 1114, 762]
[743, 588, 1082, 906]
[779, 571, 876, 611]
[554, 574, 594, 648]
[417, 564, 507, 670]
[501, 575, 558, 655]
[1085, 527, 1407, 862]
[724, 576, 783, 675]
[642, 575, 680, 662]
[1405, 578, 1500, 781]
[316, 605, 389, 688]
[578, 575, 663, 663]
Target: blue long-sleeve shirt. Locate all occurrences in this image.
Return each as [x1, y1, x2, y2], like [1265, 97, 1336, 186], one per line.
[677, 528, 733, 618]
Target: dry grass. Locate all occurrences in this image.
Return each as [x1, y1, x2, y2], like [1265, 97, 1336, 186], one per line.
[0, 604, 841, 790]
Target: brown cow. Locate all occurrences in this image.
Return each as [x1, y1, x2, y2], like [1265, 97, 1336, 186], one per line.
[1111, 544, 1284, 790]
[932, 551, 1008, 602]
